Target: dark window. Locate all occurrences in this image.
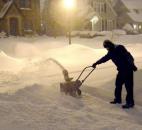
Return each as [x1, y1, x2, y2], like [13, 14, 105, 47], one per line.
[91, 1, 93, 7]
[89, 0, 93, 7]
[102, 20, 105, 31]
[94, 3, 97, 12]
[102, 19, 107, 31]
[113, 20, 116, 29]
[3, 0, 10, 3]
[24, 20, 33, 31]
[134, 9, 139, 14]
[105, 20, 107, 30]
[101, 3, 104, 12]
[104, 3, 107, 13]
[19, 0, 31, 8]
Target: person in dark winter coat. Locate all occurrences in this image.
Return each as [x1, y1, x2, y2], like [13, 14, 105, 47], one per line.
[92, 40, 137, 109]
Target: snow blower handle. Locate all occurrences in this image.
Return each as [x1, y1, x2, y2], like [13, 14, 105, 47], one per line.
[76, 66, 95, 84]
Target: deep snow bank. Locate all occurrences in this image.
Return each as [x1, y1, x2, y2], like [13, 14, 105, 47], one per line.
[0, 44, 101, 94]
[0, 51, 24, 72]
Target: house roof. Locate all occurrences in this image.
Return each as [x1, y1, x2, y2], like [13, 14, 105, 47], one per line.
[121, 0, 142, 9]
[105, 0, 117, 16]
[128, 11, 142, 23]
[121, 0, 142, 22]
[0, 0, 13, 19]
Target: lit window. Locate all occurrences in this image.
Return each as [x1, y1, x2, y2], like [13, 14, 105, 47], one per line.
[133, 24, 137, 29]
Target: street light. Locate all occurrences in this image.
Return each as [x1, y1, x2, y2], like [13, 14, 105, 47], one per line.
[62, 0, 76, 45]
[63, 0, 76, 10]
[90, 16, 99, 31]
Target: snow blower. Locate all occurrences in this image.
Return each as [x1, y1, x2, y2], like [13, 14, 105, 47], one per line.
[60, 66, 95, 96]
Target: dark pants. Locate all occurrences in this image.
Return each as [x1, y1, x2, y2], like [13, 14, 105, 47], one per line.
[115, 70, 134, 104]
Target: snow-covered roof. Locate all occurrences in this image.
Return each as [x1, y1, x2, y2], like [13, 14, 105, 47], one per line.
[128, 11, 142, 23]
[0, 1, 13, 19]
[105, 0, 117, 16]
[121, 0, 142, 22]
[121, 0, 142, 9]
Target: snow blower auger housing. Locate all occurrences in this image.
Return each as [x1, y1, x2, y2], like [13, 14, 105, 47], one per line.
[60, 66, 95, 96]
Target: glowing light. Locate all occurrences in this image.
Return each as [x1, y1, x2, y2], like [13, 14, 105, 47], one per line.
[63, 0, 76, 10]
[133, 24, 137, 29]
[90, 16, 99, 24]
[139, 25, 142, 29]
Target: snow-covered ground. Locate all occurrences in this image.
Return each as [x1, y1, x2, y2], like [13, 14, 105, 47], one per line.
[0, 34, 142, 130]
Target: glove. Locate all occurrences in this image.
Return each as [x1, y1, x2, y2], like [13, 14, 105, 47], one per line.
[132, 65, 138, 72]
[92, 63, 97, 68]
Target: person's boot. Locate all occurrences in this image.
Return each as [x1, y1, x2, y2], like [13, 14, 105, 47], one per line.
[110, 99, 122, 104]
[122, 103, 134, 109]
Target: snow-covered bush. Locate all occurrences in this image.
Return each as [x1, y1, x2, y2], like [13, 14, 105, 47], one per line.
[71, 30, 127, 39]
[0, 31, 7, 38]
[71, 31, 80, 37]
[89, 31, 97, 37]
[96, 31, 112, 36]
[79, 31, 96, 38]
[123, 24, 138, 34]
[113, 29, 127, 35]
[73, 31, 113, 38]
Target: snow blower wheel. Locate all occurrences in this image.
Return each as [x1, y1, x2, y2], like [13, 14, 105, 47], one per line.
[60, 66, 95, 97]
[60, 80, 82, 96]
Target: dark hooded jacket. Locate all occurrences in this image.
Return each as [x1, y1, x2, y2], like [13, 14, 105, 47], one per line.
[95, 44, 137, 72]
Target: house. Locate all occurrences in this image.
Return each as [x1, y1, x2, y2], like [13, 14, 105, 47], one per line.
[0, 0, 40, 36]
[114, 0, 142, 33]
[89, 0, 117, 31]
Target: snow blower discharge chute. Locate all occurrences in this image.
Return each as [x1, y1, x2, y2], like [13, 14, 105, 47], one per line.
[60, 66, 95, 96]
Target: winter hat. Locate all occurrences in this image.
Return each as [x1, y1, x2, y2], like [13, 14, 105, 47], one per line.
[103, 40, 115, 49]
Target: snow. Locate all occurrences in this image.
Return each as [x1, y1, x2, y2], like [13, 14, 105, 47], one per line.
[112, 29, 127, 35]
[0, 51, 24, 72]
[123, 24, 134, 32]
[0, 34, 142, 130]
[121, 0, 142, 22]
[71, 30, 127, 38]
[128, 11, 142, 22]
[0, 31, 7, 38]
[0, 0, 13, 19]
[121, 0, 142, 10]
